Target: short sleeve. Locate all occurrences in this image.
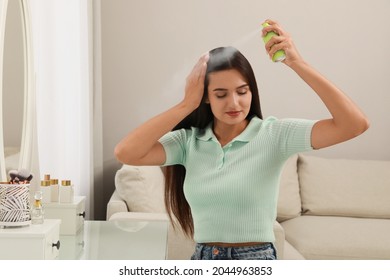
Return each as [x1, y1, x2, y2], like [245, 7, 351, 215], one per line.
[158, 129, 188, 166]
[265, 117, 317, 158]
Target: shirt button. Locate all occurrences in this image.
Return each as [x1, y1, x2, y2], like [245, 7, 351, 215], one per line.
[213, 248, 219, 255]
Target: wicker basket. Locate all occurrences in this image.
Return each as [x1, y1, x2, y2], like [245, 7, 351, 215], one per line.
[0, 183, 31, 227]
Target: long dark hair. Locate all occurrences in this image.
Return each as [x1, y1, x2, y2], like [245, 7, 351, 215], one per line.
[164, 46, 263, 238]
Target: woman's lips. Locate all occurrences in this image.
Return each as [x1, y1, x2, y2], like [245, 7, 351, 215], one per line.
[226, 111, 241, 117]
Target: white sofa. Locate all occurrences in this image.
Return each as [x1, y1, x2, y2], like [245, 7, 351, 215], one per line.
[107, 154, 390, 260]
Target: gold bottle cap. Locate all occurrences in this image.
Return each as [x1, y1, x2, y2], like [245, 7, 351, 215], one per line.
[50, 179, 58, 185]
[41, 180, 50, 187]
[44, 174, 50, 180]
[61, 180, 71, 186]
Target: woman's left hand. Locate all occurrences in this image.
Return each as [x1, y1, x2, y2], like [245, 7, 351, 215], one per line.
[261, 19, 303, 66]
[261, 20, 369, 150]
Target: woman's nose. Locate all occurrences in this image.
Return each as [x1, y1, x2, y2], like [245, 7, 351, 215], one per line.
[228, 93, 239, 106]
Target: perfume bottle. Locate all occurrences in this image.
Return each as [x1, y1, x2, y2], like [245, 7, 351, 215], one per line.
[31, 191, 44, 224]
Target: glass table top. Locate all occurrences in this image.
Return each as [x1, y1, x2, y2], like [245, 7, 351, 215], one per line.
[59, 220, 168, 260]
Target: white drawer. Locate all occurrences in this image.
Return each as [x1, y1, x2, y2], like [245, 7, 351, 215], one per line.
[0, 219, 61, 260]
[43, 196, 86, 235]
[44, 221, 61, 259]
[59, 226, 85, 259]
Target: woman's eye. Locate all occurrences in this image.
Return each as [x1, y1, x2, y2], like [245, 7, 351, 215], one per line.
[216, 94, 226, 98]
[237, 90, 248, 95]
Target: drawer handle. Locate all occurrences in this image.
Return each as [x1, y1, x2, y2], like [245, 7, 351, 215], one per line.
[78, 211, 86, 218]
[52, 240, 61, 250]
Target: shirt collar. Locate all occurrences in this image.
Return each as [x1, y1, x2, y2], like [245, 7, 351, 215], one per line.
[196, 122, 215, 141]
[196, 116, 261, 143]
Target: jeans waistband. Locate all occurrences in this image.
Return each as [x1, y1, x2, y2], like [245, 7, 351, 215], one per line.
[202, 242, 270, 248]
[191, 242, 277, 260]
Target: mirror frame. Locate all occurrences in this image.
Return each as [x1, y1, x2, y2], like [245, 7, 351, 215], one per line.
[0, 0, 9, 181]
[19, 0, 39, 183]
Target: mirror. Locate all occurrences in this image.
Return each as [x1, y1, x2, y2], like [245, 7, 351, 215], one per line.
[0, 0, 39, 189]
[2, 0, 24, 177]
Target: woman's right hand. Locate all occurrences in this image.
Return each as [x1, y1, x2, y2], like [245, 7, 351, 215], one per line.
[115, 53, 209, 166]
[183, 53, 209, 110]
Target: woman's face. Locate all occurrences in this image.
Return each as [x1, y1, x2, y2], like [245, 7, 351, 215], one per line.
[207, 69, 252, 127]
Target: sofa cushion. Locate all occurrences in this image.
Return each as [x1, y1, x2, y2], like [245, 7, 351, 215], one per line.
[298, 155, 390, 218]
[277, 154, 302, 222]
[281, 215, 390, 259]
[115, 165, 165, 213]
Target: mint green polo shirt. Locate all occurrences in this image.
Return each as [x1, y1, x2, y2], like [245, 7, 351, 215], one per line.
[159, 116, 316, 243]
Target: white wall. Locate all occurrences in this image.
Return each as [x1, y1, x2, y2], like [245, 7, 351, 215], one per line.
[100, 0, 390, 218]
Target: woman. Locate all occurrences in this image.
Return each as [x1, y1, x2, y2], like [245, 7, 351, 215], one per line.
[115, 20, 369, 260]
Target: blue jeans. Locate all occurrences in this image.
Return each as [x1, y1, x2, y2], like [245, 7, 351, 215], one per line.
[191, 242, 277, 260]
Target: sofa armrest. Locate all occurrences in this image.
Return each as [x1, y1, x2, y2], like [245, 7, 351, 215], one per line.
[109, 212, 195, 260]
[273, 221, 285, 260]
[109, 211, 169, 222]
[282, 240, 306, 260]
[106, 190, 129, 220]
